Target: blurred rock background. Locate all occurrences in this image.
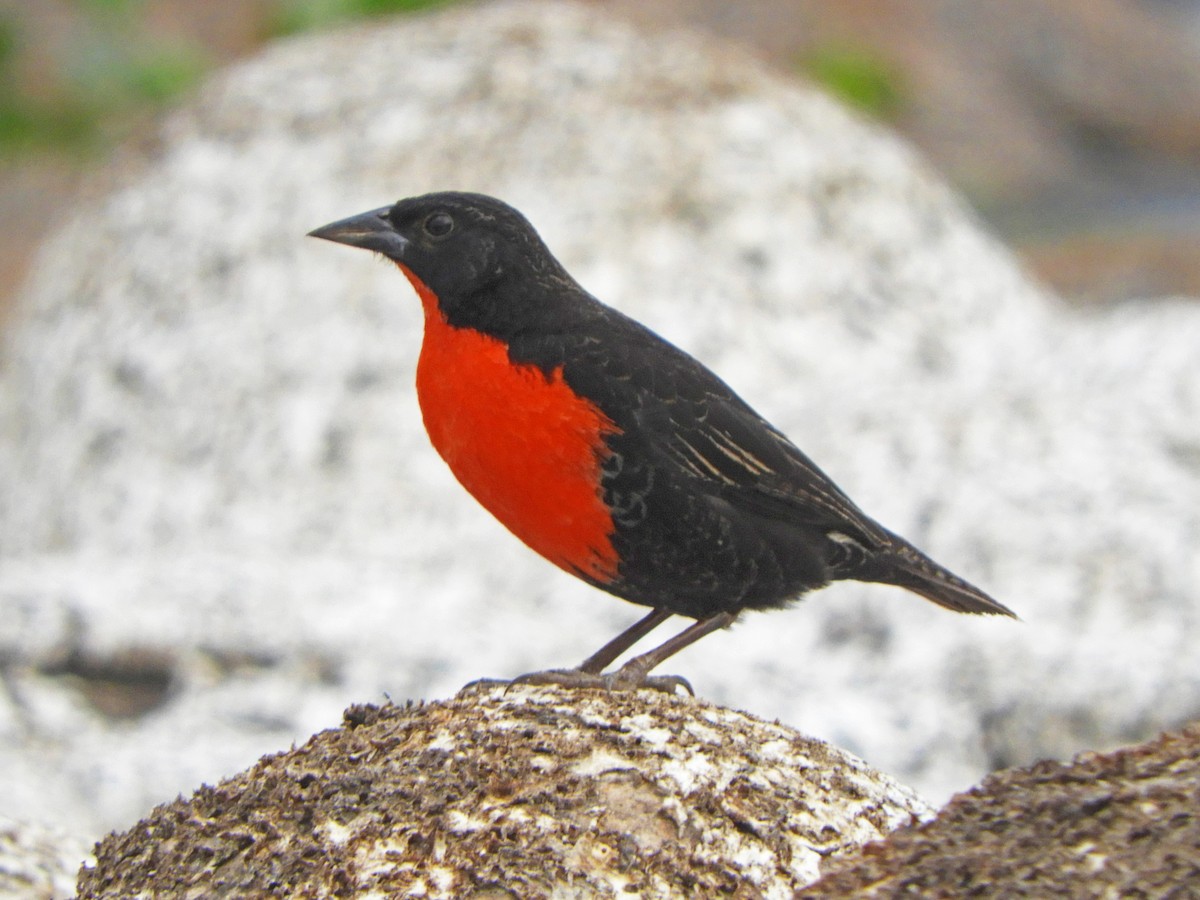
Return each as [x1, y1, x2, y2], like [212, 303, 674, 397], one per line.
[1, 0, 1199, 882]
[1, 0, 1200, 319]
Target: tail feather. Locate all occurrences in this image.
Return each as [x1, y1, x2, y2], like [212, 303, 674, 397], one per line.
[849, 532, 1017, 618]
[873, 557, 1016, 617]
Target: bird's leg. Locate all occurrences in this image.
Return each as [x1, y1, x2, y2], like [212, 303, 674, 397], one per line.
[505, 610, 737, 695]
[602, 611, 737, 694]
[461, 609, 670, 693]
[578, 608, 673, 674]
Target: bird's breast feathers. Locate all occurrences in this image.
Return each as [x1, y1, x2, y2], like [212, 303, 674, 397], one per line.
[412, 283, 621, 584]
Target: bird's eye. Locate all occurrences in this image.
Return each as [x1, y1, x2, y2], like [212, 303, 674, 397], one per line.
[423, 213, 454, 238]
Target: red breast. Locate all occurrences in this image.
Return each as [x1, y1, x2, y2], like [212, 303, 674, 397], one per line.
[399, 264, 621, 583]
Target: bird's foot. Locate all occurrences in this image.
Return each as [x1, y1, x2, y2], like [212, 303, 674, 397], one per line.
[506, 665, 694, 696]
[460, 676, 514, 692]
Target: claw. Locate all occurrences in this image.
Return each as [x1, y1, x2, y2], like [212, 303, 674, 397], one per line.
[482, 666, 694, 696]
[627, 673, 694, 696]
[459, 676, 512, 692]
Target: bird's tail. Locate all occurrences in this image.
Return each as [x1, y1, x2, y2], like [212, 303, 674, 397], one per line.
[862, 532, 1017, 618]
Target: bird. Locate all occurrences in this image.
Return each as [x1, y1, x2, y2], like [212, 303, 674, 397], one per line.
[309, 191, 1016, 693]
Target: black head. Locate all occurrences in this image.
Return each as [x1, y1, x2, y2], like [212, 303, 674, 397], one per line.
[309, 192, 577, 328]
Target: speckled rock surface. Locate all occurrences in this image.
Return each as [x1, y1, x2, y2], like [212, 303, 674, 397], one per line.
[1, 0, 1199, 839]
[800, 722, 1200, 897]
[0, 816, 90, 900]
[75, 687, 930, 899]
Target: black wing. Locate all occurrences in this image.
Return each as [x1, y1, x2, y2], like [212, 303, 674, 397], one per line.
[508, 301, 1014, 618]
[539, 308, 890, 548]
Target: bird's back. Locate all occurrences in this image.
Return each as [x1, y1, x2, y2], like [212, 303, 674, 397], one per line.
[506, 298, 1013, 618]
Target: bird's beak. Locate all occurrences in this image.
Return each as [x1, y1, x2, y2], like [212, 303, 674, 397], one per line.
[307, 207, 409, 258]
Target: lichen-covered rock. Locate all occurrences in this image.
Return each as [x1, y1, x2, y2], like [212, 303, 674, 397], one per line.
[800, 723, 1200, 897]
[2, 0, 1199, 839]
[75, 687, 930, 899]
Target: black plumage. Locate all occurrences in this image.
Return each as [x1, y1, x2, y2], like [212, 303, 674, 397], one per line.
[310, 191, 1015, 692]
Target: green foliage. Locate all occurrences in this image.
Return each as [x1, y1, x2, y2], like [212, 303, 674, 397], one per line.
[70, 44, 209, 108]
[0, 11, 86, 153]
[70, 0, 142, 14]
[354, 0, 458, 15]
[1, 0, 460, 157]
[0, 98, 99, 154]
[269, 0, 462, 37]
[799, 45, 905, 119]
[0, 4, 208, 158]
[269, 0, 348, 35]
[123, 49, 208, 105]
[0, 16, 16, 73]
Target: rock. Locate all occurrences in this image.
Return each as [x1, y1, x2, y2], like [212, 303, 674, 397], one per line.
[801, 722, 1200, 896]
[0, 816, 90, 900]
[74, 687, 930, 899]
[1, 0, 1198, 838]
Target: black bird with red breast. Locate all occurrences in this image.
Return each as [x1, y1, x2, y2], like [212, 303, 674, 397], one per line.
[309, 192, 1015, 693]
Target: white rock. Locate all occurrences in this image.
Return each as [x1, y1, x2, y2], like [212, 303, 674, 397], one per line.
[75, 688, 932, 898]
[1, 0, 1197, 836]
[0, 816, 90, 900]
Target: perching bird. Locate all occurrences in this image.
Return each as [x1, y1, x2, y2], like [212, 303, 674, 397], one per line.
[309, 192, 1015, 693]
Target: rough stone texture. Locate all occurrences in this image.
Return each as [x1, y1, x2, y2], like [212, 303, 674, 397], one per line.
[800, 722, 1200, 897]
[1, 0, 1199, 837]
[75, 687, 930, 899]
[0, 816, 90, 900]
